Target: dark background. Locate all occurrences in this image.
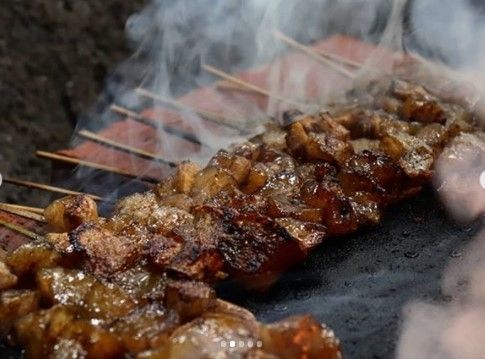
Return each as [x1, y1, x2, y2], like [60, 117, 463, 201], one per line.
[0, 0, 147, 206]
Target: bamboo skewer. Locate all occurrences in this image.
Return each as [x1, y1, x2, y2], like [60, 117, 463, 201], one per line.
[78, 130, 177, 168]
[314, 48, 365, 69]
[0, 204, 46, 222]
[4, 177, 104, 201]
[272, 29, 355, 79]
[0, 218, 43, 241]
[134, 88, 244, 132]
[36, 151, 160, 184]
[110, 105, 205, 147]
[216, 80, 258, 94]
[0, 203, 44, 215]
[202, 64, 307, 108]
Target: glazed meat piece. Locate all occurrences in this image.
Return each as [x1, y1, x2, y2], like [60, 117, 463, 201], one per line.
[0, 261, 17, 290]
[3, 248, 343, 359]
[44, 195, 98, 233]
[0, 290, 39, 337]
[261, 315, 341, 359]
[15, 306, 122, 359]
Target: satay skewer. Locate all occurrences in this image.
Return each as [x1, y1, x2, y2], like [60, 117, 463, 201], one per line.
[0, 204, 46, 222]
[0, 203, 44, 215]
[109, 105, 205, 147]
[202, 64, 307, 108]
[272, 29, 355, 79]
[0, 218, 43, 241]
[36, 150, 160, 184]
[78, 130, 177, 168]
[314, 48, 365, 69]
[134, 88, 244, 131]
[4, 177, 104, 201]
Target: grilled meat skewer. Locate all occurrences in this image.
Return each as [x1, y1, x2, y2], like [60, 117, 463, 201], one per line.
[1, 73, 483, 358]
[41, 76, 480, 289]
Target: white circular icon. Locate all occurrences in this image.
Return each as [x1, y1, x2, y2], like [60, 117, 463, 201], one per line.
[480, 170, 485, 190]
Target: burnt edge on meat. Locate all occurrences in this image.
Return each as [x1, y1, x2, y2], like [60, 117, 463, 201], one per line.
[1, 71, 484, 358]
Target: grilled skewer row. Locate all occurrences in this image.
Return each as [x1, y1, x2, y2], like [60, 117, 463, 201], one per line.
[1, 75, 483, 358]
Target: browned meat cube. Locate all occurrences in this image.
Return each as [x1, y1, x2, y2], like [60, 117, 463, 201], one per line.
[69, 223, 141, 278]
[242, 164, 268, 194]
[391, 79, 431, 100]
[416, 123, 448, 150]
[164, 279, 215, 321]
[64, 320, 122, 358]
[164, 214, 224, 282]
[375, 95, 402, 114]
[6, 242, 61, 278]
[398, 147, 434, 184]
[275, 218, 326, 252]
[17, 306, 122, 359]
[44, 195, 98, 233]
[156, 193, 193, 211]
[36, 267, 135, 320]
[266, 197, 324, 223]
[111, 266, 167, 302]
[318, 112, 351, 141]
[154, 162, 201, 197]
[286, 121, 309, 158]
[0, 261, 17, 290]
[305, 133, 354, 165]
[111, 304, 179, 354]
[214, 206, 306, 290]
[142, 309, 259, 359]
[48, 339, 87, 359]
[15, 306, 74, 359]
[301, 180, 343, 209]
[349, 191, 382, 225]
[261, 315, 341, 359]
[0, 290, 39, 337]
[210, 151, 252, 184]
[148, 235, 183, 269]
[173, 161, 202, 194]
[339, 151, 408, 201]
[190, 166, 238, 200]
[400, 97, 446, 124]
[44, 232, 70, 253]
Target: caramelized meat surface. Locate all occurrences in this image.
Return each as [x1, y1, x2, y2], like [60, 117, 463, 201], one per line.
[2, 73, 482, 358]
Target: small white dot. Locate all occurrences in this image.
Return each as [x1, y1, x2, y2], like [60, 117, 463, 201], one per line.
[480, 171, 485, 189]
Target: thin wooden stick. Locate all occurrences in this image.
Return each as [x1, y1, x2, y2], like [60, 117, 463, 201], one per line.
[36, 151, 160, 184]
[0, 218, 43, 241]
[272, 29, 355, 79]
[135, 88, 244, 131]
[202, 64, 307, 108]
[0, 203, 44, 215]
[0, 204, 45, 222]
[78, 130, 177, 168]
[110, 105, 205, 147]
[4, 177, 104, 201]
[216, 80, 258, 94]
[314, 48, 365, 69]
